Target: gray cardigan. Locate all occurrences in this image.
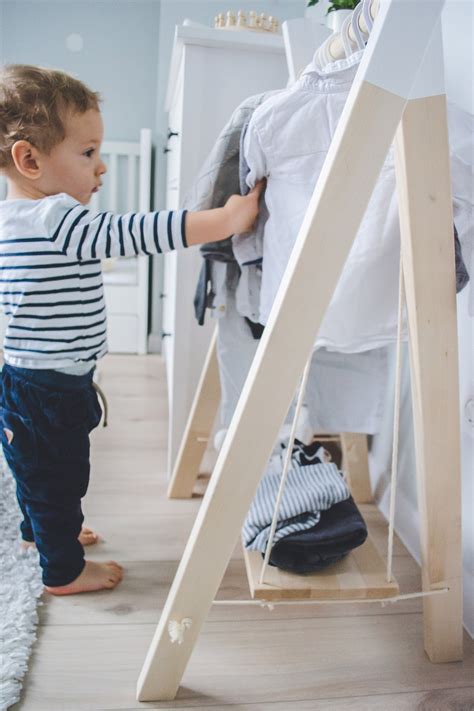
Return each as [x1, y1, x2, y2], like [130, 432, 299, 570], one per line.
[185, 90, 279, 326]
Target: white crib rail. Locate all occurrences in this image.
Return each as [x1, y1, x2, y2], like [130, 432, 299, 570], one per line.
[91, 128, 152, 354]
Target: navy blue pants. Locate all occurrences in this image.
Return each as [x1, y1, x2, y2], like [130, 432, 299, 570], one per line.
[1, 364, 102, 586]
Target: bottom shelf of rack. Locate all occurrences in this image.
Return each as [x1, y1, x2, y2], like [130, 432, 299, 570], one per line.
[243, 529, 399, 602]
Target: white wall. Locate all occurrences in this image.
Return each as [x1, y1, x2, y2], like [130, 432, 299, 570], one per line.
[0, 0, 161, 143]
[369, 0, 474, 636]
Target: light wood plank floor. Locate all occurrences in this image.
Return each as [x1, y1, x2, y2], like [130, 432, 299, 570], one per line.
[14, 355, 474, 711]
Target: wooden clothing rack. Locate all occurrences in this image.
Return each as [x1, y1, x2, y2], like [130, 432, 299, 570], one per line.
[167, 330, 385, 602]
[137, 0, 463, 700]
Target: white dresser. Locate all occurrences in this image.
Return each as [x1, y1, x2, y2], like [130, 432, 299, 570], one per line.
[163, 24, 288, 474]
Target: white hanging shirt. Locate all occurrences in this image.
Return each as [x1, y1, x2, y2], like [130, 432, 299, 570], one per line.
[244, 52, 473, 352]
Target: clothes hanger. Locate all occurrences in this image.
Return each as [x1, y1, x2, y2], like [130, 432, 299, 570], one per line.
[340, 13, 357, 58]
[314, 0, 378, 70]
[351, 2, 368, 51]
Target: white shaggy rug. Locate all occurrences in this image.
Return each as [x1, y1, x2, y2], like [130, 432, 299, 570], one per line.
[0, 460, 43, 711]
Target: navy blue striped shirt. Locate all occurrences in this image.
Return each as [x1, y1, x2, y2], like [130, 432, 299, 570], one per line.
[0, 193, 187, 369]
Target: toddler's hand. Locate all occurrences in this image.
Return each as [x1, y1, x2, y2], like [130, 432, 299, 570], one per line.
[223, 180, 265, 235]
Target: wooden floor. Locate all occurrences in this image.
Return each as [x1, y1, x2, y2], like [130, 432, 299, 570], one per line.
[15, 355, 474, 711]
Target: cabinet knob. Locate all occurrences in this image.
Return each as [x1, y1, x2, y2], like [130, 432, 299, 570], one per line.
[159, 292, 166, 299]
[167, 129, 179, 140]
[161, 331, 172, 338]
[163, 147, 172, 154]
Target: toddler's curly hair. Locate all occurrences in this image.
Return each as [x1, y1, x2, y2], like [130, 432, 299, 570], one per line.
[0, 64, 100, 169]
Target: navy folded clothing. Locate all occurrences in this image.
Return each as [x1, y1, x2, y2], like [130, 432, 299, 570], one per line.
[269, 496, 368, 574]
[454, 223, 469, 293]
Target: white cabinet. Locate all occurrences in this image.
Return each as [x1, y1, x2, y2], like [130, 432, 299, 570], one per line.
[163, 25, 288, 474]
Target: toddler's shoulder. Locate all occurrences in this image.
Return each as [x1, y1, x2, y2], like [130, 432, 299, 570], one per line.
[37, 193, 82, 237]
[0, 193, 79, 237]
[0, 193, 79, 241]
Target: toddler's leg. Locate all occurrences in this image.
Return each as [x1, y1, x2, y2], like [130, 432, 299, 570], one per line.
[20, 488, 122, 595]
[2, 367, 122, 594]
[18, 521, 100, 550]
[16, 487, 97, 550]
[16, 490, 35, 543]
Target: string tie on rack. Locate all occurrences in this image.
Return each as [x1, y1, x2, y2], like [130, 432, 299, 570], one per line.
[168, 617, 193, 644]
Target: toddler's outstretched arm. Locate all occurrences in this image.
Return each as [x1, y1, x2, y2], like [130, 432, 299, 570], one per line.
[44, 181, 265, 259]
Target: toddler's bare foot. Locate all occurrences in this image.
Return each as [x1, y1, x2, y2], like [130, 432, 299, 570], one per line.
[78, 526, 100, 546]
[20, 525, 100, 551]
[45, 560, 124, 595]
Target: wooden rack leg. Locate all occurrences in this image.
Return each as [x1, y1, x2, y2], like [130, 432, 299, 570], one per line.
[340, 433, 373, 504]
[167, 329, 220, 499]
[395, 94, 463, 663]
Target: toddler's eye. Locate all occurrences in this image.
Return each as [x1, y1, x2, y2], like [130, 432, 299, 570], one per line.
[83, 148, 95, 158]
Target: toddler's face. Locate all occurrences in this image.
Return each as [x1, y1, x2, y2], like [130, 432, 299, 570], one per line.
[40, 109, 107, 205]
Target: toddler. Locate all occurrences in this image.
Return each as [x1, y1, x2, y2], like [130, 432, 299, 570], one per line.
[0, 64, 262, 595]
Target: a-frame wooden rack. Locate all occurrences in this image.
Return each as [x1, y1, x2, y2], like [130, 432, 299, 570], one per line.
[137, 0, 463, 701]
[167, 329, 394, 601]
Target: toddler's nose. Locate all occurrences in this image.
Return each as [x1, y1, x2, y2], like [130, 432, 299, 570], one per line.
[98, 159, 107, 175]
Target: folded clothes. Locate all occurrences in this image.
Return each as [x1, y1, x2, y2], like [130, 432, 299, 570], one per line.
[289, 438, 333, 466]
[242, 459, 350, 553]
[269, 495, 368, 574]
[454, 223, 470, 293]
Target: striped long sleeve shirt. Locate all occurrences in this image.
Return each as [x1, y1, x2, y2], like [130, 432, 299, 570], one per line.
[0, 193, 188, 369]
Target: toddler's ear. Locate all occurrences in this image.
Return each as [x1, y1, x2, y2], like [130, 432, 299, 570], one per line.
[11, 140, 42, 180]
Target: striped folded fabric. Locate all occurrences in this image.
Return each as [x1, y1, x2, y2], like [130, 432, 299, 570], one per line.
[242, 459, 350, 553]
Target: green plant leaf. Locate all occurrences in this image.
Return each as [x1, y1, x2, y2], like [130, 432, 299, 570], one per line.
[326, 0, 360, 12]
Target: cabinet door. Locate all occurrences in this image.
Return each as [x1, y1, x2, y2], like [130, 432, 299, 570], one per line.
[165, 67, 184, 192]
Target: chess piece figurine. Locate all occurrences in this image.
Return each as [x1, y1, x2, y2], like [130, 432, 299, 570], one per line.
[237, 10, 247, 28]
[248, 10, 257, 29]
[269, 15, 279, 33]
[213, 9, 279, 33]
[226, 10, 236, 27]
